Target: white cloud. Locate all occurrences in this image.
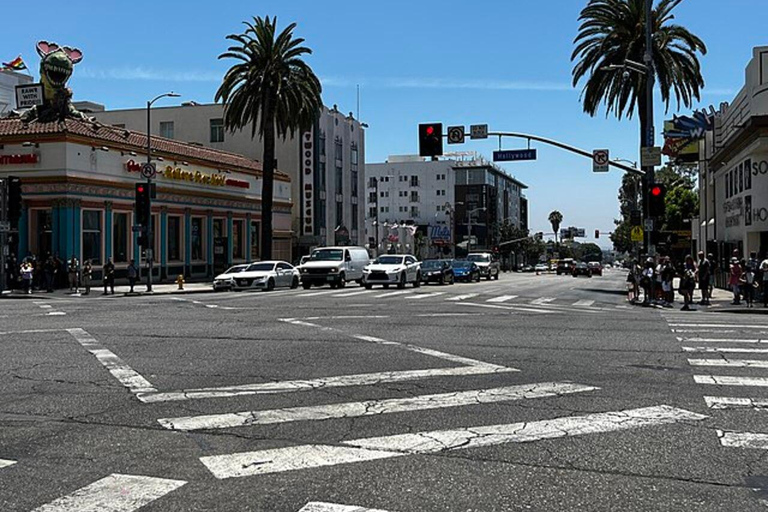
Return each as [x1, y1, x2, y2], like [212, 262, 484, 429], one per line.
[321, 75, 572, 91]
[78, 66, 221, 82]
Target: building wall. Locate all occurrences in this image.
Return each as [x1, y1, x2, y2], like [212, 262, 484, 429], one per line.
[0, 70, 33, 115]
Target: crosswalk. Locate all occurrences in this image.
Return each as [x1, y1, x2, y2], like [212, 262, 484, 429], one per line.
[663, 310, 768, 451]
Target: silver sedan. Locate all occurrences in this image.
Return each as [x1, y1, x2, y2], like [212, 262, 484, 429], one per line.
[231, 261, 300, 291]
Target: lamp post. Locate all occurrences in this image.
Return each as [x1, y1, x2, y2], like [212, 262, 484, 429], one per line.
[467, 207, 487, 253]
[145, 92, 180, 292]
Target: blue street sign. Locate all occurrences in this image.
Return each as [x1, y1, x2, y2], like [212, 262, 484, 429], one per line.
[493, 149, 537, 162]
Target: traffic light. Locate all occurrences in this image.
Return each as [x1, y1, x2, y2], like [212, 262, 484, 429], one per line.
[595, 229, 600, 239]
[648, 183, 666, 217]
[135, 183, 150, 226]
[7, 176, 21, 224]
[418, 123, 443, 158]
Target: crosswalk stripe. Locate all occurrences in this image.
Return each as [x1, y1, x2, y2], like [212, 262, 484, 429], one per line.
[157, 382, 599, 431]
[406, 292, 444, 300]
[688, 358, 768, 368]
[670, 323, 768, 329]
[331, 290, 374, 297]
[374, 290, 412, 299]
[531, 297, 556, 305]
[486, 295, 517, 303]
[297, 290, 343, 297]
[0, 458, 16, 469]
[299, 503, 390, 512]
[705, 396, 768, 409]
[683, 346, 768, 354]
[717, 430, 768, 450]
[694, 375, 768, 387]
[200, 405, 705, 479]
[30, 473, 186, 512]
[573, 299, 595, 307]
[445, 293, 479, 301]
[677, 337, 765, 344]
[458, 302, 554, 314]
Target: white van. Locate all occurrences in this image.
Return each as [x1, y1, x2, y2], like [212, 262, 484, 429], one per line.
[299, 246, 370, 289]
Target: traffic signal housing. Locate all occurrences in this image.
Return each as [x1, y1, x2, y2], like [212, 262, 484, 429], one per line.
[595, 229, 600, 239]
[135, 183, 150, 226]
[7, 176, 21, 224]
[418, 123, 443, 158]
[648, 183, 666, 217]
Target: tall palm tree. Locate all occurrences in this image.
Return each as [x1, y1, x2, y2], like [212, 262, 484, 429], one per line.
[571, 0, 706, 153]
[548, 210, 563, 245]
[216, 16, 322, 260]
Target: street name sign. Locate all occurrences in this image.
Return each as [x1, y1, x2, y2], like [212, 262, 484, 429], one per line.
[592, 149, 610, 173]
[470, 124, 488, 139]
[15, 83, 43, 109]
[447, 126, 465, 144]
[631, 226, 644, 242]
[493, 149, 537, 162]
[641, 146, 662, 167]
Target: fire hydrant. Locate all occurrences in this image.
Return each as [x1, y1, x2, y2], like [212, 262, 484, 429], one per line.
[176, 274, 185, 290]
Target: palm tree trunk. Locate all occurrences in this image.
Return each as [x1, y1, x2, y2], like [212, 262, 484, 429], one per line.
[261, 117, 275, 261]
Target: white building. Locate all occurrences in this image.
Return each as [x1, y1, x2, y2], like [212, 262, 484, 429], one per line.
[85, 103, 365, 258]
[0, 69, 33, 115]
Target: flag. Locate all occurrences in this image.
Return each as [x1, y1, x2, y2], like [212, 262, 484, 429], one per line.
[2, 55, 27, 71]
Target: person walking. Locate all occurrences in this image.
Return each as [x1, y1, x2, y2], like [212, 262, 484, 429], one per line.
[20, 260, 33, 294]
[697, 251, 711, 305]
[742, 259, 756, 308]
[680, 255, 697, 311]
[729, 257, 742, 305]
[761, 253, 768, 308]
[661, 257, 675, 307]
[81, 260, 92, 295]
[67, 255, 79, 293]
[102, 258, 115, 295]
[127, 259, 139, 293]
[43, 256, 55, 293]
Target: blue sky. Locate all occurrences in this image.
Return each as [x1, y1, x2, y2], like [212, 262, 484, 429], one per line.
[4, 0, 766, 247]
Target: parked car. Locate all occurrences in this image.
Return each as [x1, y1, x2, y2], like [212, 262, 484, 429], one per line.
[212, 264, 249, 291]
[231, 261, 300, 291]
[521, 265, 535, 272]
[420, 259, 455, 285]
[588, 262, 603, 276]
[572, 262, 593, 278]
[534, 263, 549, 273]
[556, 259, 575, 275]
[451, 260, 481, 282]
[362, 255, 422, 289]
[299, 246, 370, 289]
[467, 252, 500, 280]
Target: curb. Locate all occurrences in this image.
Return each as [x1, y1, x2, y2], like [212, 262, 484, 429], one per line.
[1, 288, 217, 299]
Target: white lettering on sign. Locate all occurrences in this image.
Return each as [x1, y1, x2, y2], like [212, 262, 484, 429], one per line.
[302, 129, 315, 236]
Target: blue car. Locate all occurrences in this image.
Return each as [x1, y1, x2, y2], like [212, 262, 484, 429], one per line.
[451, 260, 481, 282]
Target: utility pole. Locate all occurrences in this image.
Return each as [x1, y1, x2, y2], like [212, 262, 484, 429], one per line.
[0, 178, 6, 294]
[643, 0, 656, 256]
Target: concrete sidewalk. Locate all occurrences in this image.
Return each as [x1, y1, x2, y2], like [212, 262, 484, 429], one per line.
[1, 281, 216, 299]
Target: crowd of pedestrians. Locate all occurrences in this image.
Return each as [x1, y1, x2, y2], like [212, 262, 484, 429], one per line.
[4, 253, 122, 295]
[627, 249, 768, 310]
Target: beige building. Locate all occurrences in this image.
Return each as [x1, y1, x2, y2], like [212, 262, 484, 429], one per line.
[85, 103, 366, 257]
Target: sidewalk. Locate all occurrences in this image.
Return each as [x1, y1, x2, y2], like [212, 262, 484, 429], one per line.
[1, 281, 216, 299]
[628, 280, 768, 314]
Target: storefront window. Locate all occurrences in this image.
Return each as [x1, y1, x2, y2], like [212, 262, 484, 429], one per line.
[745, 159, 752, 190]
[250, 221, 260, 260]
[33, 210, 53, 259]
[213, 218, 225, 238]
[113, 212, 129, 263]
[168, 216, 181, 261]
[233, 219, 244, 259]
[82, 210, 102, 265]
[191, 217, 204, 261]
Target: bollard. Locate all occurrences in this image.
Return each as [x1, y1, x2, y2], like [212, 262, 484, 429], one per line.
[176, 274, 185, 290]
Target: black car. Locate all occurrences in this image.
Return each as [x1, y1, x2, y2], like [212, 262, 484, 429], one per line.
[420, 259, 455, 285]
[451, 260, 481, 282]
[572, 262, 593, 277]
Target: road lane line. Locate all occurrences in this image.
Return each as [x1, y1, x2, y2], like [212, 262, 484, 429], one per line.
[66, 328, 156, 394]
[298, 290, 344, 297]
[683, 346, 768, 353]
[374, 290, 413, 298]
[705, 396, 768, 409]
[200, 405, 705, 479]
[138, 365, 515, 403]
[331, 290, 374, 297]
[158, 382, 599, 431]
[47, 312, 66, 316]
[299, 503, 391, 512]
[677, 337, 765, 344]
[573, 299, 595, 307]
[694, 375, 768, 387]
[531, 297, 556, 305]
[670, 323, 768, 329]
[406, 292, 444, 300]
[31, 473, 186, 512]
[0, 328, 63, 335]
[446, 293, 479, 301]
[673, 329, 740, 334]
[688, 358, 768, 368]
[458, 302, 554, 314]
[717, 430, 768, 450]
[0, 459, 16, 469]
[486, 295, 518, 303]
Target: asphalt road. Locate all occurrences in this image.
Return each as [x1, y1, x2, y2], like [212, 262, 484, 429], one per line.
[1, 269, 767, 511]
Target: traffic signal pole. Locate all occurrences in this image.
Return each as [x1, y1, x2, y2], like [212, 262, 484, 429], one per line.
[0, 179, 6, 294]
[145, 100, 154, 293]
[642, 0, 656, 257]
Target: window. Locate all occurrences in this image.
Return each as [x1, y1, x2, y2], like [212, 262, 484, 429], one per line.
[410, 191, 419, 202]
[233, 219, 244, 259]
[351, 170, 358, 197]
[33, 209, 53, 258]
[191, 217, 204, 261]
[410, 176, 419, 187]
[159, 121, 174, 139]
[746, 159, 752, 190]
[351, 204, 358, 230]
[318, 160, 326, 190]
[369, 207, 377, 218]
[351, 143, 359, 165]
[210, 118, 224, 143]
[82, 210, 102, 265]
[368, 177, 377, 188]
[336, 201, 343, 227]
[369, 192, 377, 203]
[250, 221, 260, 259]
[213, 218, 225, 239]
[739, 163, 744, 193]
[112, 212, 129, 263]
[167, 216, 181, 261]
[410, 207, 419, 217]
[335, 137, 343, 161]
[380, 206, 389, 213]
[319, 131, 326, 156]
[335, 162, 343, 193]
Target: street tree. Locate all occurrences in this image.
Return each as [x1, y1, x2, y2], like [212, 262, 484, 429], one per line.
[548, 211, 563, 245]
[216, 16, 323, 260]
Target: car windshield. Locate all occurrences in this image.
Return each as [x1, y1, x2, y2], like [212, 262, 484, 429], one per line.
[310, 249, 343, 261]
[467, 254, 490, 263]
[224, 265, 247, 274]
[245, 263, 275, 272]
[375, 256, 404, 265]
[421, 260, 444, 269]
[452, 260, 472, 269]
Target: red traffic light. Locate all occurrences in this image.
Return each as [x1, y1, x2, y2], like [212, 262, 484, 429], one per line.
[426, 125, 434, 136]
[137, 185, 145, 193]
[651, 186, 663, 196]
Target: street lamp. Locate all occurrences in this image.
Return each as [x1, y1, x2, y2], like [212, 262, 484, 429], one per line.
[467, 207, 487, 253]
[145, 92, 180, 292]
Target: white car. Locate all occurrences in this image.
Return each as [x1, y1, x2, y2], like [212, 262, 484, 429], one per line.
[363, 255, 422, 289]
[212, 264, 249, 291]
[534, 263, 549, 273]
[231, 261, 300, 291]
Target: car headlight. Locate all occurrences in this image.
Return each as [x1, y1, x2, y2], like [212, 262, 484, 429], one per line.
[300, 268, 308, 273]
[363, 267, 370, 273]
[328, 267, 339, 273]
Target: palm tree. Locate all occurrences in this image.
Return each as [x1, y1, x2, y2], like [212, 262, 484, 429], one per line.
[548, 210, 563, 245]
[571, 0, 706, 153]
[216, 16, 322, 260]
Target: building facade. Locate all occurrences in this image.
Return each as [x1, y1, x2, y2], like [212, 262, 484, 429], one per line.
[0, 70, 33, 115]
[0, 117, 292, 282]
[86, 103, 365, 257]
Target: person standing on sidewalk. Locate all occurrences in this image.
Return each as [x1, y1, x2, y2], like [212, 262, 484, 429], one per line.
[680, 255, 697, 311]
[760, 253, 768, 308]
[20, 260, 33, 294]
[742, 259, 756, 308]
[729, 257, 742, 305]
[697, 251, 711, 305]
[127, 259, 139, 293]
[102, 258, 115, 295]
[81, 260, 92, 295]
[67, 255, 79, 293]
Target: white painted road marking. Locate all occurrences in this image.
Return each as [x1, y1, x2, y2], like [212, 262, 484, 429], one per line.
[705, 396, 768, 409]
[531, 297, 556, 305]
[717, 430, 768, 450]
[446, 293, 479, 301]
[298, 290, 344, 297]
[299, 503, 391, 512]
[331, 289, 374, 297]
[200, 405, 705, 479]
[47, 311, 66, 316]
[158, 382, 599, 431]
[573, 299, 595, 307]
[66, 328, 156, 394]
[486, 295, 518, 303]
[689, 358, 768, 368]
[694, 375, 768, 387]
[31, 473, 186, 512]
[683, 346, 768, 353]
[459, 302, 554, 314]
[677, 337, 766, 344]
[670, 323, 768, 329]
[406, 292, 444, 300]
[373, 290, 413, 298]
[0, 458, 16, 469]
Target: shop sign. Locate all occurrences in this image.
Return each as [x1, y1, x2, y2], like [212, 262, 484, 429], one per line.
[302, 129, 314, 236]
[750, 159, 768, 176]
[123, 159, 249, 189]
[0, 154, 38, 165]
[429, 225, 451, 242]
[724, 196, 743, 228]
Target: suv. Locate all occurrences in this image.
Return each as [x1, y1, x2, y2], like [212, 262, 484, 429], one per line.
[466, 252, 500, 280]
[556, 259, 575, 275]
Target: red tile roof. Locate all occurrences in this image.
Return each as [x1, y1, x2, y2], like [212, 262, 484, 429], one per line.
[0, 117, 290, 181]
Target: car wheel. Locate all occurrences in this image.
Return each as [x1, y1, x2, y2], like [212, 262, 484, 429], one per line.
[330, 282, 339, 289]
[494, 272, 499, 280]
[397, 273, 406, 289]
[302, 282, 311, 290]
[384, 284, 390, 289]
[364, 283, 373, 290]
[439, 275, 445, 286]
[356, 279, 363, 286]
[449, 275, 455, 285]
[475, 274, 480, 283]
[413, 273, 421, 287]
[338, 273, 346, 288]
[265, 278, 275, 291]
[290, 276, 299, 289]
[486, 274, 491, 281]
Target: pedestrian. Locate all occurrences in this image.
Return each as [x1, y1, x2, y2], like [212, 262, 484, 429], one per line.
[81, 260, 92, 295]
[127, 259, 139, 293]
[626, 263, 638, 303]
[729, 257, 742, 305]
[641, 258, 655, 305]
[20, 260, 33, 294]
[53, 254, 64, 289]
[103, 258, 115, 295]
[708, 253, 716, 301]
[67, 255, 80, 293]
[697, 251, 711, 305]
[661, 257, 675, 306]
[741, 259, 756, 308]
[680, 255, 697, 311]
[760, 253, 768, 308]
[43, 255, 55, 292]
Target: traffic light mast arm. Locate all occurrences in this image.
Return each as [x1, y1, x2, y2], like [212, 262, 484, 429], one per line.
[487, 132, 644, 177]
